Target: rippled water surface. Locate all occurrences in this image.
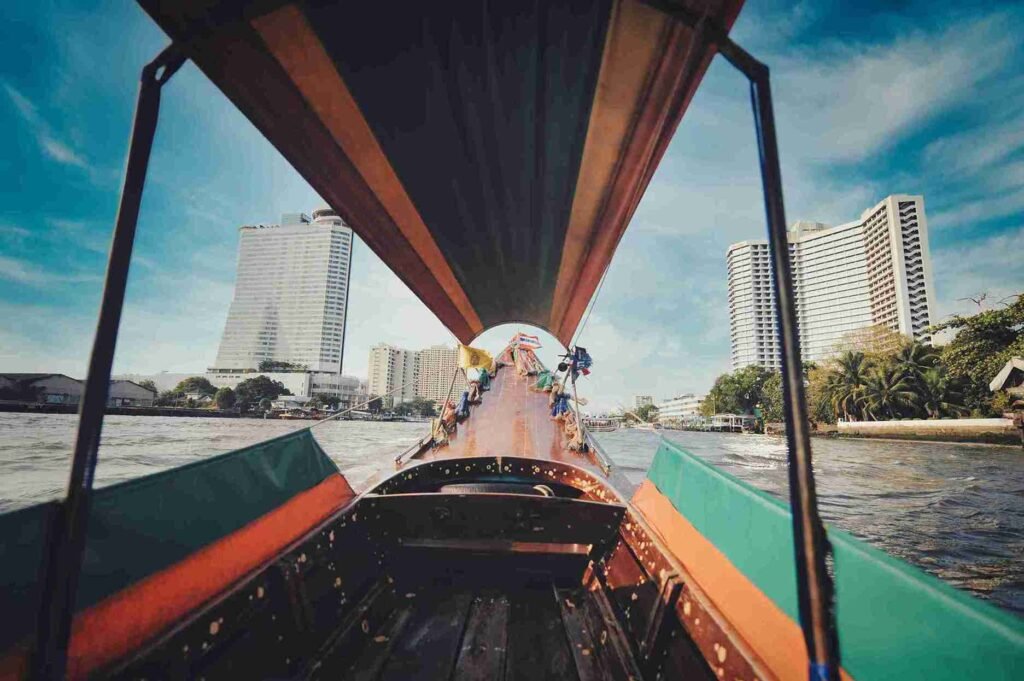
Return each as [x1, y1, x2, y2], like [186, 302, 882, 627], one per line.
[1, 414, 1021, 615]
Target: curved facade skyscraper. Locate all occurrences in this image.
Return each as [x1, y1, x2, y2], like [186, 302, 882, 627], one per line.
[212, 208, 353, 374]
[727, 195, 934, 370]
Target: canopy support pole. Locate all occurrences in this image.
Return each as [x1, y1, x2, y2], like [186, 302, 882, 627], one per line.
[32, 44, 185, 680]
[643, 3, 840, 679]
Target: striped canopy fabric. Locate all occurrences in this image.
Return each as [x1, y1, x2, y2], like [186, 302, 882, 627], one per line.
[139, 0, 743, 345]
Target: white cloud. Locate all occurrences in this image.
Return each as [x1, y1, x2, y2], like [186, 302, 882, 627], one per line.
[340, 241, 456, 379]
[930, 225, 1024, 322]
[41, 136, 88, 168]
[923, 119, 1024, 177]
[931, 188, 1024, 230]
[0, 224, 31, 239]
[2, 82, 91, 170]
[0, 255, 99, 287]
[770, 14, 1017, 163]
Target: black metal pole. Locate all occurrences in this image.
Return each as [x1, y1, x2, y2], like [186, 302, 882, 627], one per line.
[31, 44, 185, 680]
[640, 4, 840, 677]
[748, 68, 840, 681]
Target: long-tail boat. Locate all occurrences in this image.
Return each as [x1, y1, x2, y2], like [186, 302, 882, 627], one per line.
[2, 1, 1022, 679]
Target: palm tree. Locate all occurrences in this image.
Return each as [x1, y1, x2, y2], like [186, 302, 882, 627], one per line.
[916, 367, 968, 418]
[830, 351, 869, 421]
[859, 366, 917, 420]
[893, 342, 938, 386]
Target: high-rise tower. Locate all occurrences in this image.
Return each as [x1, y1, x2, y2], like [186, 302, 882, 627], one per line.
[212, 208, 353, 374]
[726, 195, 934, 370]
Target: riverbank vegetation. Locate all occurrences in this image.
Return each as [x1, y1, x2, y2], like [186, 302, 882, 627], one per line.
[702, 294, 1023, 424]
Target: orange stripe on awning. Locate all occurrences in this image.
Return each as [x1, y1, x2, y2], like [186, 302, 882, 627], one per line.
[550, 0, 739, 344]
[66, 474, 353, 679]
[252, 5, 483, 338]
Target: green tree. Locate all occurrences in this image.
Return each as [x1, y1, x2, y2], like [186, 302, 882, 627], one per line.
[309, 393, 341, 410]
[830, 351, 869, 421]
[893, 342, 938, 389]
[915, 367, 967, 418]
[235, 376, 291, 410]
[257, 360, 308, 373]
[933, 294, 1024, 415]
[153, 390, 178, 407]
[214, 387, 236, 410]
[172, 376, 217, 396]
[629, 403, 659, 423]
[806, 365, 838, 424]
[701, 365, 773, 416]
[761, 372, 784, 422]
[258, 397, 273, 413]
[136, 379, 158, 394]
[394, 397, 437, 417]
[367, 397, 384, 414]
[859, 366, 916, 420]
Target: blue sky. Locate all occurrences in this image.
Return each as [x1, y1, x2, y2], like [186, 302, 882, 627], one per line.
[1, 0, 1022, 411]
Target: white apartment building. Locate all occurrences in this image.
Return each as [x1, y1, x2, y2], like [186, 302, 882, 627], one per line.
[656, 393, 705, 424]
[212, 208, 353, 375]
[367, 344, 419, 407]
[727, 195, 934, 369]
[367, 343, 467, 408]
[417, 345, 467, 405]
[634, 395, 654, 408]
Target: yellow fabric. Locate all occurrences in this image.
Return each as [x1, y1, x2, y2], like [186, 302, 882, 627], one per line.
[458, 344, 494, 371]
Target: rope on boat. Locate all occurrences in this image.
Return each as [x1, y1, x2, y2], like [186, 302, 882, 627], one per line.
[431, 365, 463, 447]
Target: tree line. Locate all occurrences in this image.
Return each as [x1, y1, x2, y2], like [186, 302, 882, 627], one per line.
[701, 294, 1023, 424]
[153, 375, 292, 412]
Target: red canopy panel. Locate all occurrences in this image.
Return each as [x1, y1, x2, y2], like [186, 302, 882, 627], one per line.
[139, 0, 744, 345]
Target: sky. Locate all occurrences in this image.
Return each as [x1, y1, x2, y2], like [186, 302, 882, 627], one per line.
[1, 0, 1022, 412]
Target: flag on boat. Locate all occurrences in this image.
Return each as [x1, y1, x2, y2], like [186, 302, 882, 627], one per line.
[458, 344, 494, 371]
[513, 332, 542, 349]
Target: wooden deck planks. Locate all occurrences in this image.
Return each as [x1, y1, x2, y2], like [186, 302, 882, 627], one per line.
[452, 594, 511, 680]
[377, 591, 473, 681]
[319, 582, 647, 681]
[504, 585, 579, 681]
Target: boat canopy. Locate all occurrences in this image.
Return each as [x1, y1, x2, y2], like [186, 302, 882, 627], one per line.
[138, 0, 742, 345]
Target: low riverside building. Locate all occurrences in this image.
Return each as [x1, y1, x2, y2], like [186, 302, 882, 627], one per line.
[0, 373, 83, 405]
[207, 370, 312, 398]
[206, 370, 367, 409]
[656, 393, 705, 425]
[990, 357, 1024, 401]
[0, 374, 155, 407]
[108, 380, 157, 407]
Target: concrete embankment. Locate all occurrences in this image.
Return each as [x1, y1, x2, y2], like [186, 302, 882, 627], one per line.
[0, 402, 240, 418]
[837, 418, 1021, 446]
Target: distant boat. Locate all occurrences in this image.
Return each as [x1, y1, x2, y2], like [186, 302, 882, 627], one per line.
[583, 417, 618, 432]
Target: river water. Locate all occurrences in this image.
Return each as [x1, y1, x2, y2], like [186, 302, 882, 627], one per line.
[1, 413, 1021, 615]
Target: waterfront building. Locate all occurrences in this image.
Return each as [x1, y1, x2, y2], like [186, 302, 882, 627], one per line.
[656, 393, 705, 424]
[207, 370, 312, 399]
[310, 374, 368, 411]
[108, 380, 158, 407]
[367, 344, 418, 407]
[211, 208, 353, 376]
[205, 370, 366, 408]
[0, 374, 155, 407]
[634, 395, 654, 409]
[727, 194, 934, 369]
[367, 343, 467, 408]
[417, 345, 466, 406]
